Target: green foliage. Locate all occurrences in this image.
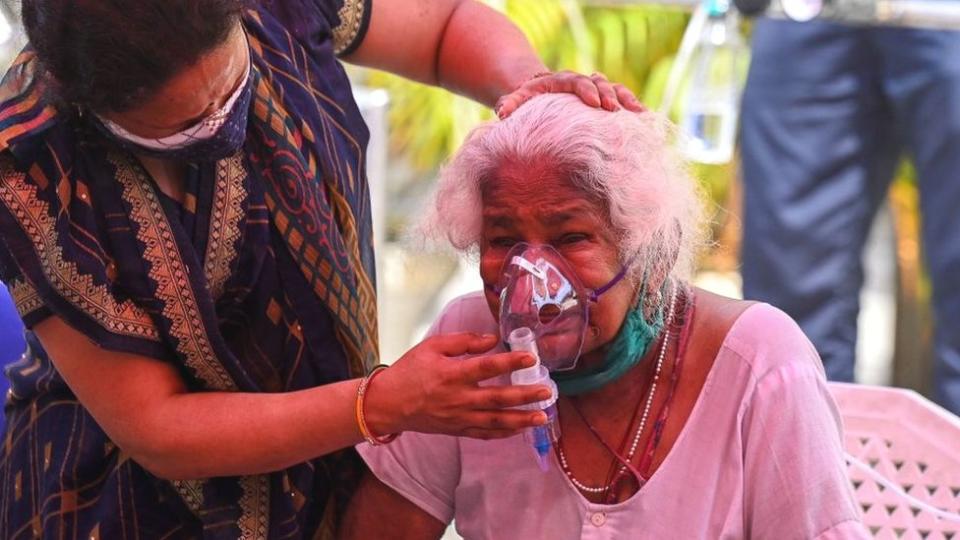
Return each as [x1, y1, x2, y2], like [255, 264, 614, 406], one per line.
[358, 1, 691, 173]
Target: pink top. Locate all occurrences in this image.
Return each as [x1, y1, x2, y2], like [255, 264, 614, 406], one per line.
[358, 292, 870, 539]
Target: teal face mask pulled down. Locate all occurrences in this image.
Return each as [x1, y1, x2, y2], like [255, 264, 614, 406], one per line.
[552, 298, 665, 396]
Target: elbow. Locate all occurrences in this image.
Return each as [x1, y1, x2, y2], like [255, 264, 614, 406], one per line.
[118, 432, 211, 481]
[134, 452, 218, 482]
[125, 443, 193, 481]
[133, 452, 197, 482]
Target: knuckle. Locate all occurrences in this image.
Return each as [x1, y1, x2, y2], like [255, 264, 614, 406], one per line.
[577, 79, 597, 92]
[478, 354, 499, 373]
[435, 368, 457, 388]
[431, 376, 450, 393]
[451, 392, 474, 410]
[487, 391, 508, 409]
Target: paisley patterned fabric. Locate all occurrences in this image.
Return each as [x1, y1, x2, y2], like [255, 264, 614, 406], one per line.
[0, 1, 376, 538]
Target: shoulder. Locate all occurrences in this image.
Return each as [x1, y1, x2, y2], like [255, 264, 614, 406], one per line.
[252, 0, 372, 56]
[717, 303, 837, 431]
[428, 291, 497, 337]
[0, 51, 62, 157]
[720, 301, 824, 381]
[693, 293, 828, 414]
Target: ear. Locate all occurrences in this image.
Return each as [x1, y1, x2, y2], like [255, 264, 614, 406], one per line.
[634, 221, 682, 317]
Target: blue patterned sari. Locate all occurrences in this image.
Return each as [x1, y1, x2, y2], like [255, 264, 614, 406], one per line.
[0, 1, 379, 538]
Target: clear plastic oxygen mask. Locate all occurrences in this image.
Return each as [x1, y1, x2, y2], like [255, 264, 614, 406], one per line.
[494, 243, 633, 373]
[506, 327, 560, 472]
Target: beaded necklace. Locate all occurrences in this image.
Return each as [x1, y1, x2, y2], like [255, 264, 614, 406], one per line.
[556, 286, 679, 496]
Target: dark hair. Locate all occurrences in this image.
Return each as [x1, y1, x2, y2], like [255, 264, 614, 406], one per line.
[22, 0, 245, 113]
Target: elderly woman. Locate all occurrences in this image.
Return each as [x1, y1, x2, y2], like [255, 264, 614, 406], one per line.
[344, 95, 870, 539]
[0, 1, 643, 538]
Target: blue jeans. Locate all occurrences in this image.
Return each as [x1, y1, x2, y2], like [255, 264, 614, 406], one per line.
[740, 20, 960, 414]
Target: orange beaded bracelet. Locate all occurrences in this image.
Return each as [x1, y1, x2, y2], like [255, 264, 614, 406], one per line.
[355, 364, 399, 446]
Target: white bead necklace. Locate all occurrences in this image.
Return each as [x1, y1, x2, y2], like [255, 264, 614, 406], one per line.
[557, 286, 680, 495]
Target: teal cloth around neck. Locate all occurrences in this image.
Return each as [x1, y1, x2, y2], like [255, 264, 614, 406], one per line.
[553, 293, 666, 396]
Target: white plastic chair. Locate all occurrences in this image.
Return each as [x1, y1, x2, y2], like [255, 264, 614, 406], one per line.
[830, 382, 960, 539]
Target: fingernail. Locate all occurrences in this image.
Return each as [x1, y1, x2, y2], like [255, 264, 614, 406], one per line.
[537, 389, 552, 400]
[482, 333, 497, 340]
[533, 412, 548, 425]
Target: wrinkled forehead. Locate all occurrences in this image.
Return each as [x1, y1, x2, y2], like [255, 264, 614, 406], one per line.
[480, 160, 610, 225]
[481, 159, 605, 207]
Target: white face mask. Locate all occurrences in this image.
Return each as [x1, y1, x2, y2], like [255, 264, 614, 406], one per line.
[96, 66, 252, 152]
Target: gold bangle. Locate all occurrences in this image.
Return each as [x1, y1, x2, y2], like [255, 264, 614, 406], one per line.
[356, 364, 398, 446]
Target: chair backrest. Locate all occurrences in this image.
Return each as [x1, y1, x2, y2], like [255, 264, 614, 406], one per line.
[829, 382, 960, 539]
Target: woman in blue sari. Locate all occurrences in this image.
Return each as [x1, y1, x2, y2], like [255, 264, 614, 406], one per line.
[0, 1, 642, 538]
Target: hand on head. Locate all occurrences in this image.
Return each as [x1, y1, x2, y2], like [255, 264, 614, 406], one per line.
[495, 70, 645, 119]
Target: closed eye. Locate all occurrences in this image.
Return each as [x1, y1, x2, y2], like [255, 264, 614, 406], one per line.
[558, 233, 589, 245]
[490, 237, 519, 248]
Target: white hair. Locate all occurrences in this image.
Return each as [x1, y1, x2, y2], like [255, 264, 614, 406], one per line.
[417, 94, 706, 284]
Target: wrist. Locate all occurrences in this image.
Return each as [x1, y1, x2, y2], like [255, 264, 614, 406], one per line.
[360, 366, 402, 438]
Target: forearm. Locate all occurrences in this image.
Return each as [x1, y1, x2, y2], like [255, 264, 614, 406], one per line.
[346, 0, 546, 107]
[35, 315, 374, 481]
[434, 1, 547, 106]
[141, 380, 363, 480]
